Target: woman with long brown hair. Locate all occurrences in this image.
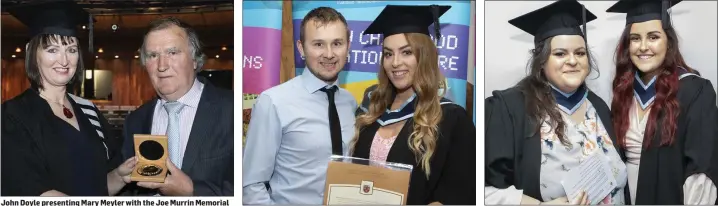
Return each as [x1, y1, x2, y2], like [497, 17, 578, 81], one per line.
[351, 4, 475, 205]
[485, 0, 627, 204]
[606, 0, 718, 204]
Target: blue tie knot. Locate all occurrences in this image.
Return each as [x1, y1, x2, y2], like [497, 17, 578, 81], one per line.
[164, 101, 184, 114]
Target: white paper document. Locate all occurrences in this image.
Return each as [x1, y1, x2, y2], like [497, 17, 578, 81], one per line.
[561, 151, 617, 204]
[326, 184, 404, 205]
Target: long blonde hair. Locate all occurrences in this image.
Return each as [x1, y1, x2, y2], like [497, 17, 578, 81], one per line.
[349, 33, 446, 178]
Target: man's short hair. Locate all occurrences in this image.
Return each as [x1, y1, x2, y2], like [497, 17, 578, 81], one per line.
[299, 7, 350, 44]
[139, 16, 206, 72]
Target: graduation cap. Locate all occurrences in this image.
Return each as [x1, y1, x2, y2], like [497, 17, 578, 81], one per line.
[606, 0, 682, 28]
[508, 0, 597, 44]
[6, 0, 95, 53]
[364, 5, 451, 39]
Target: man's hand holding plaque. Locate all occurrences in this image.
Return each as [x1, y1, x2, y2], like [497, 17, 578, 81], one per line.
[136, 159, 195, 196]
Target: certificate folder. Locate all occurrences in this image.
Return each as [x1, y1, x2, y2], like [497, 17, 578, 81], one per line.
[323, 156, 413, 205]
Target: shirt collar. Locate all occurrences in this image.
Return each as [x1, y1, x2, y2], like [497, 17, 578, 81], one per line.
[300, 67, 338, 94]
[159, 78, 204, 108]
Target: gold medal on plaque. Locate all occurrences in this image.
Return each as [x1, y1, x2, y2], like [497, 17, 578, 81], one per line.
[130, 134, 169, 182]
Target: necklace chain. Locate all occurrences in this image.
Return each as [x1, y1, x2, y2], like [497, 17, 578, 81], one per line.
[39, 93, 66, 108]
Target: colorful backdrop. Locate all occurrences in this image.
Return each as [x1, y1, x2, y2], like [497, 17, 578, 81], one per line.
[242, 1, 283, 147]
[292, 1, 473, 109]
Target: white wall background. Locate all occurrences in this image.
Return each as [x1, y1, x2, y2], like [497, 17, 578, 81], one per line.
[484, 1, 717, 106]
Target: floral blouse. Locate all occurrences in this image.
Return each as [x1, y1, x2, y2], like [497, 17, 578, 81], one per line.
[539, 101, 628, 204]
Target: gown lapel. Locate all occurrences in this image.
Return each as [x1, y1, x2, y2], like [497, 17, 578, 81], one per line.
[385, 119, 416, 166]
[522, 117, 543, 201]
[67, 96, 109, 160]
[142, 99, 157, 134]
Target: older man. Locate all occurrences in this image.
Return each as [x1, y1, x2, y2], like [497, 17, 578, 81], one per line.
[121, 17, 233, 196]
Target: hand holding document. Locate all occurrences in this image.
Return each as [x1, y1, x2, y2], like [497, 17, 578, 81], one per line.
[323, 156, 413, 205]
[561, 151, 616, 205]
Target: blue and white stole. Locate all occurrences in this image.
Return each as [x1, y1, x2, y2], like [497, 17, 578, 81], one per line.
[550, 83, 588, 115]
[358, 92, 453, 126]
[634, 67, 698, 109]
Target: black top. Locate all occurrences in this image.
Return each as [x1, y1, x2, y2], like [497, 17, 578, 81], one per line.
[5, 0, 93, 38]
[353, 93, 476, 204]
[484, 87, 631, 203]
[508, 0, 597, 44]
[606, 0, 682, 26]
[1, 89, 122, 196]
[629, 75, 718, 204]
[364, 5, 450, 38]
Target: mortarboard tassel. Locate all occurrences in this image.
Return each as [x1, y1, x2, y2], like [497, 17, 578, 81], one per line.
[431, 5, 441, 43]
[88, 13, 94, 54]
[582, 4, 587, 45]
[662, 0, 669, 29]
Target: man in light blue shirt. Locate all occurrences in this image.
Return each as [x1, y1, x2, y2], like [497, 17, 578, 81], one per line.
[242, 7, 357, 204]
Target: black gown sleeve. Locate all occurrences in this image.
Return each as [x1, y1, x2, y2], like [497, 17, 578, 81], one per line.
[431, 106, 477, 204]
[0, 110, 51, 196]
[96, 106, 123, 173]
[682, 80, 718, 186]
[485, 93, 518, 189]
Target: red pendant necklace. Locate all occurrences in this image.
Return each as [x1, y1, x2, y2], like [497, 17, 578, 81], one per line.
[40, 93, 73, 119]
[62, 106, 74, 119]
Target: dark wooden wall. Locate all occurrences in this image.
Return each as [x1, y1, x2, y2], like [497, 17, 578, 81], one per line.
[1, 10, 234, 106]
[0, 57, 233, 106]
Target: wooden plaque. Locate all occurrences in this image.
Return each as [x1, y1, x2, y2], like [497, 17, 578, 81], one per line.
[130, 134, 168, 183]
[323, 160, 412, 205]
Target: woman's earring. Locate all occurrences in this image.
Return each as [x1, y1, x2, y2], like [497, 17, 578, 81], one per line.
[301, 56, 306, 60]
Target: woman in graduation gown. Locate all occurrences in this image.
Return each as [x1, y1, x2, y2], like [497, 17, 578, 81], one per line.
[485, 0, 628, 204]
[606, 0, 718, 204]
[350, 5, 476, 205]
[1, 1, 136, 196]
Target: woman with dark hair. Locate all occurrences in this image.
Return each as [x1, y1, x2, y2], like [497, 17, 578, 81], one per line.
[485, 0, 628, 204]
[351, 4, 476, 205]
[606, 0, 718, 204]
[1, 1, 135, 196]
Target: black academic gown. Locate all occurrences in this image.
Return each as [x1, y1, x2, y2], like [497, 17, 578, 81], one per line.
[630, 75, 718, 205]
[485, 87, 630, 203]
[353, 99, 476, 205]
[1, 89, 123, 196]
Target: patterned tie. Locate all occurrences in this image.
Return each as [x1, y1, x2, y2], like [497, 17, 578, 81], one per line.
[164, 101, 185, 169]
[320, 86, 342, 155]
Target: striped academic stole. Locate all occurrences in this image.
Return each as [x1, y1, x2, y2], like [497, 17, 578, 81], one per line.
[634, 67, 698, 109]
[550, 83, 588, 115]
[359, 92, 454, 126]
[69, 94, 109, 160]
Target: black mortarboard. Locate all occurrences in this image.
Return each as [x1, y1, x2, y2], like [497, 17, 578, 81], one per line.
[606, 0, 682, 28]
[364, 5, 451, 39]
[508, 0, 597, 44]
[6, 0, 95, 52]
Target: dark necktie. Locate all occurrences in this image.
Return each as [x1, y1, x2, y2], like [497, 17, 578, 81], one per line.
[320, 86, 342, 155]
